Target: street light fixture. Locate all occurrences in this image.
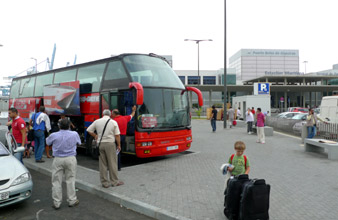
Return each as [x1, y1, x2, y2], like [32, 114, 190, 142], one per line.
[303, 61, 308, 74]
[184, 39, 213, 85]
[31, 57, 37, 73]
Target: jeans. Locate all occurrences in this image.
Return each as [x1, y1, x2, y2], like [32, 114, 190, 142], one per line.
[247, 121, 253, 133]
[307, 126, 316, 138]
[118, 135, 126, 170]
[211, 119, 216, 131]
[34, 130, 45, 161]
[14, 143, 24, 164]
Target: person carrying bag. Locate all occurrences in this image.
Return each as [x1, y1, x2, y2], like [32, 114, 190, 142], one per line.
[86, 109, 123, 188]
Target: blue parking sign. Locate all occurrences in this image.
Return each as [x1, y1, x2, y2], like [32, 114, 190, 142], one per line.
[258, 83, 270, 94]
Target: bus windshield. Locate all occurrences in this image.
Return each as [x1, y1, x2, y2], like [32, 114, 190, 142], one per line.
[123, 55, 185, 89]
[137, 88, 190, 129]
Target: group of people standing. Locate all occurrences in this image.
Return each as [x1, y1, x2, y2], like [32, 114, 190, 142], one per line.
[210, 106, 266, 144]
[8, 105, 136, 209]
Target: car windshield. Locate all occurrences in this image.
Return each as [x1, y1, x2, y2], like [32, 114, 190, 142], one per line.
[297, 108, 308, 112]
[285, 113, 296, 118]
[0, 142, 10, 156]
[292, 114, 306, 119]
[137, 88, 190, 129]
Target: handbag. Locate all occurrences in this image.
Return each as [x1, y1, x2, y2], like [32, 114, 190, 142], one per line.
[233, 120, 237, 126]
[95, 119, 111, 156]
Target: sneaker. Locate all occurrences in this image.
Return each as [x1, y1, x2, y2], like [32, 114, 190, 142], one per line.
[68, 200, 79, 207]
[261, 142, 265, 144]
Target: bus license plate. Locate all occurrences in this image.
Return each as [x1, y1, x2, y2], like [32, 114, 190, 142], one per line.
[0, 191, 9, 201]
[167, 145, 178, 151]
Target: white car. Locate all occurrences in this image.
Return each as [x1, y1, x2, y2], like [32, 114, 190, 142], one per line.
[276, 112, 300, 119]
[0, 127, 33, 208]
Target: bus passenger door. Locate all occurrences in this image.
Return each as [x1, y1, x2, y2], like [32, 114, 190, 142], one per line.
[100, 92, 109, 117]
[110, 91, 136, 154]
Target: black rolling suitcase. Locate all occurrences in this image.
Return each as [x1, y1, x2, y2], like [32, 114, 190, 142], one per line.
[224, 174, 250, 220]
[239, 179, 270, 220]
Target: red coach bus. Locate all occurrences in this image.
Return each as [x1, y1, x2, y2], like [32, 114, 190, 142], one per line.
[9, 53, 203, 158]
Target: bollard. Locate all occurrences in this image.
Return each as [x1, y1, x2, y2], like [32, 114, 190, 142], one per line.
[301, 125, 308, 144]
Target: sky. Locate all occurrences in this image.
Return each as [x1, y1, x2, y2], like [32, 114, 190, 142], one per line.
[1, 0, 338, 84]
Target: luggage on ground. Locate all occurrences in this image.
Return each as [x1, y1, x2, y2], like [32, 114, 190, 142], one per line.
[224, 174, 250, 220]
[239, 179, 270, 220]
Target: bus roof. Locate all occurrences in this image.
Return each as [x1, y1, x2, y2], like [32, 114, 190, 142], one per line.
[12, 53, 168, 80]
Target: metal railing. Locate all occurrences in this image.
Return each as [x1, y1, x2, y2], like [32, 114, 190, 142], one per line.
[316, 122, 338, 141]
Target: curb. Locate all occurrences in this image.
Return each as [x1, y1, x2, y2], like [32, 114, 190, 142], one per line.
[25, 162, 191, 220]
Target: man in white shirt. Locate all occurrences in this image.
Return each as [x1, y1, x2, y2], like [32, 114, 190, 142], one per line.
[246, 108, 254, 134]
[87, 109, 123, 188]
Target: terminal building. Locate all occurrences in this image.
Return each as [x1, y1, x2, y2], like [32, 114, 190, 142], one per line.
[174, 49, 338, 110]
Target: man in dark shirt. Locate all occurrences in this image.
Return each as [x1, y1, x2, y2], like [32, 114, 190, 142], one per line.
[210, 105, 218, 132]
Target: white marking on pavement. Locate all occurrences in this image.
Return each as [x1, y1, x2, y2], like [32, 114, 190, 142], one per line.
[274, 131, 301, 140]
[36, 209, 44, 220]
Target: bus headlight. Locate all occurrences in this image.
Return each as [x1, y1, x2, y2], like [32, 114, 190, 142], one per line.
[186, 136, 192, 141]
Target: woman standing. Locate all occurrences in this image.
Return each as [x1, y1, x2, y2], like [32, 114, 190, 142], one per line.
[256, 108, 265, 144]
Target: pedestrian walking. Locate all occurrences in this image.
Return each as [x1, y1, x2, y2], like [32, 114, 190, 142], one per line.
[306, 108, 327, 138]
[111, 106, 136, 171]
[256, 108, 265, 144]
[29, 106, 51, 162]
[87, 109, 123, 188]
[8, 108, 26, 164]
[210, 105, 218, 132]
[227, 106, 235, 128]
[46, 119, 81, 210]
[246, 108, 254, 134]
[236, 107, 241, 120]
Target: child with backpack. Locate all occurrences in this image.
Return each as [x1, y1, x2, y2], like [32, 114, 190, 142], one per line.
[228, 141, 251, 176]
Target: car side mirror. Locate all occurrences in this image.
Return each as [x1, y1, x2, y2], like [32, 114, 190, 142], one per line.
[14, 146, 25, 153]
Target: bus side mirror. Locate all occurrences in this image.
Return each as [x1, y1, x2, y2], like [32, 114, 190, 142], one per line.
[129, 82, 144, 105]
[185, 87, 203, 107]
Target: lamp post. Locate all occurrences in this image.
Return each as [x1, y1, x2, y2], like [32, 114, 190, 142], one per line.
[31, 57, 37, 73]
[223, 0, 227, 129]
[184, 39, 212, 85]
[303, 61, 308, 74]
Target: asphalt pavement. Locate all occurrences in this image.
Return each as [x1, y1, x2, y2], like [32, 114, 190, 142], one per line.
[21, 120, 338, 219]
[0, 169, 154, 220]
